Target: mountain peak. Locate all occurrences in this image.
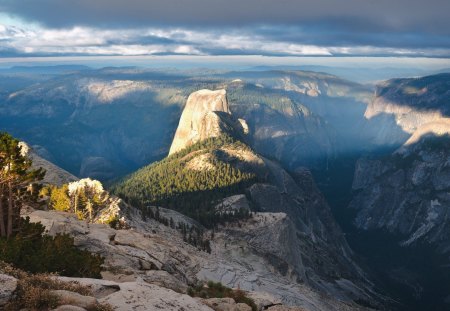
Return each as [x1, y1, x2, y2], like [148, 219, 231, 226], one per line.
[169, 89, 243, 155]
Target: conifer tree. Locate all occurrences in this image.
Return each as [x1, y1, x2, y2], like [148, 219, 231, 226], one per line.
[0, 133, 45, 238]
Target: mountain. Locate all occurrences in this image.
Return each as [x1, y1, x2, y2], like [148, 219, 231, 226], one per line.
[346, 73, 450, 310]
[362, 73, 450, 148]
[169, 89, 248, 155]
[112, 89, 381, 308]
[0, 67, 373, 181]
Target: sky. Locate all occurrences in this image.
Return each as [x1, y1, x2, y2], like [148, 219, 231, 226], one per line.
[0, 0, 449, 58]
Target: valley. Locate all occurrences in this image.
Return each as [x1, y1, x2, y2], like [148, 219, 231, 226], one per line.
[0, 65, 449, 311]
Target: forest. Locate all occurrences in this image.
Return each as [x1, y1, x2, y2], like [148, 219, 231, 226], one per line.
[111, 135, 257, 227]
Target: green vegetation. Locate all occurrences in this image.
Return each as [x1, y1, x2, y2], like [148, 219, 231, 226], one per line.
[0, 132, 104, 278]
[0, 217, 104, 278]
[0, 132, 45, 238]
[43, 178, 112, 222]
[0, 262, 113, 311]
[111, 135, 257, 227]
[188, 281, 257, 311]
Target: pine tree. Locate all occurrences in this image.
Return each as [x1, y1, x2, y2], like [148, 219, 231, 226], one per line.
[0, 133, 45, 238]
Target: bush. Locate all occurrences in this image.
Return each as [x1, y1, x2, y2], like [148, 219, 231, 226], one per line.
[0, 262, 113, 311]
[188, 281, 257, 311]
[0, 217, 104, 278]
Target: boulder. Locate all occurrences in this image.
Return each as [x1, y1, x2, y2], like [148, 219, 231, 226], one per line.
[0, 274, 17, 306]
[52, 305, 87, 311]
[99, 281, 213, 311]
[50, 290, 97, 309]
[143, 270, 188, 293]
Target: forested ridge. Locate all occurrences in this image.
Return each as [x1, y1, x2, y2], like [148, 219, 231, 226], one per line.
[111, 135, 258, 227]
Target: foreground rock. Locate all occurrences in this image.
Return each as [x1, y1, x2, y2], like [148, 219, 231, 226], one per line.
[56, 277, 213, 311]
[27, 207, 376, 311]
[0, 274, 17, 307]
[53, 306, 87, 311]
[50, 290, 98, 309]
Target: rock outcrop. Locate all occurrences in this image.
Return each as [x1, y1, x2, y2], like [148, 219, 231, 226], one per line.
[169, 89, 247, 155]
[25, 204, 375, 311]
[350, 134, 450, 250]
[55, 277, 214, 311]
[0, 274, 17, 307]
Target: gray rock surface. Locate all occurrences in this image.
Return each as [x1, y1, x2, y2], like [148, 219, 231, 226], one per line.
[52, 305, 87, 311]
[169, 89, 233, 155]
[55, 277, 213, 311]
[100, 280, 214, 311]
[350, 133, 450, 250]
[27, 208, 375, 311]
[0, 274, 17, 306]
[50, 290, 97, 309]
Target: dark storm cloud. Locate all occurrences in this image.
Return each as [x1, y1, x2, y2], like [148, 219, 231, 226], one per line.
[0, 0, 449, 57]
[1, 0, 449, 32]
[251, 26, 450, 49]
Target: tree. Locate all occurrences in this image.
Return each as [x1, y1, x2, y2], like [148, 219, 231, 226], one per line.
[49, 184, 71, 211]
[0, 133, 45, 238]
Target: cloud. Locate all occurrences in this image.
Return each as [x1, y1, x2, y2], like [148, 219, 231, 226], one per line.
[0, 23, 448, 58]
[0, 0, 449, 58]
[1, 0, 449, 33]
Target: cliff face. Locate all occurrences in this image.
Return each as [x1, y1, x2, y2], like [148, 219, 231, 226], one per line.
[350, 134, 450, 250]
[114, 89, 380, 307]
[350, 74, 450, 248]
[362, 73, 450, 147]
[169, 89, 248, 155]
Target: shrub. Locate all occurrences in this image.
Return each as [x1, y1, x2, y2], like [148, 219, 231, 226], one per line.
[0, 262, 113, 311]
[0, 217, 104, 278]
[188, 281, 257, 311]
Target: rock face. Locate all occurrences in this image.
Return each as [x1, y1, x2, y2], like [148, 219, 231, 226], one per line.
[169, 89, 242, 155]
[55, 277, 214, 311]
[347, 74, 450, 308]
[350, 134, 450, 250]
[350, 73, 450, 250]
[26, 205, 374, 311]
[362, 73, 450, 147]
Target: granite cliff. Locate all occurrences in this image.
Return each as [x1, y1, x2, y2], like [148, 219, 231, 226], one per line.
[346, 73, 450, 310]
[113, 88, 381, 309]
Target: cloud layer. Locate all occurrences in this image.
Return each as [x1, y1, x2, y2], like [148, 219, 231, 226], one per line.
[0, 0, 449, 57]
